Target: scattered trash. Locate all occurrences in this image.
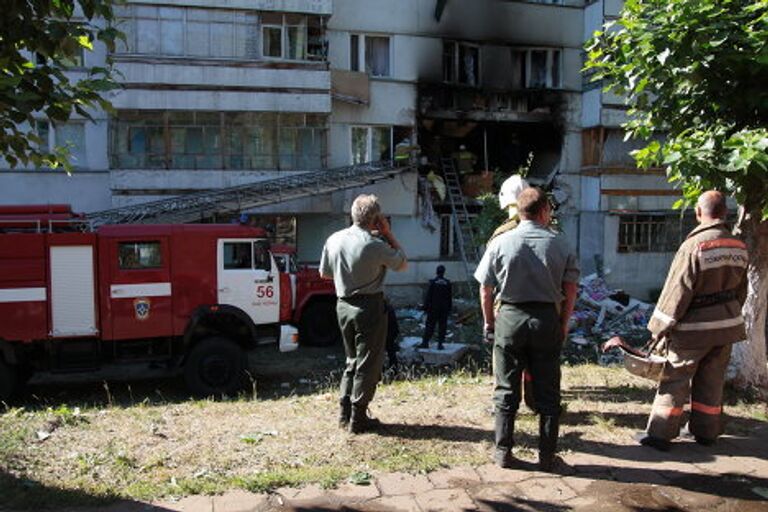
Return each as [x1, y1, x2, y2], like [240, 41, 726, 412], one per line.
[348, 471, 372, 486]
[751, 487, 768, 500]
[280, 382, 291, 389]
[35, 430, 52, 442]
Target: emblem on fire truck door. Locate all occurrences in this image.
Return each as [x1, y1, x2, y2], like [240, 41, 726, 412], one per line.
[133, 298, 151, 321]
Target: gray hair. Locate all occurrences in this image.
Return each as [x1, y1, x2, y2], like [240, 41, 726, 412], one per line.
[351, 194, 381, 227]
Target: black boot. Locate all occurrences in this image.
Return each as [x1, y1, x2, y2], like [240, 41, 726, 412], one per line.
[538, 414, 560, 472]
[437, 341, 444, 350]
[349, 406, 382, 434]
[339, 397, 352, 428]
[417, 340, 429, 349]
[493, 411, 515, 468]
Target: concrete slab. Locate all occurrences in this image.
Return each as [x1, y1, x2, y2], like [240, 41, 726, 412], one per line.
[365, 495, 422, 512]
[415, 488, 478, 512]
[475, 463, 536, 484]
[153, 496, 213, 512]
[398, 337, 469, 365]
[375, 471, 434, 496]
[327, 482, 381, 502]
[516, 476, 578, 502]
[211, 490, 269, 512]
[427, 466, 482, 489]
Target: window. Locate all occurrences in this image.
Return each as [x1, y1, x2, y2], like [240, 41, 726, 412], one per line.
[223, 242, 253, 269]
[119, 242, 163, 269]
[443, 41, 480, 86]
[511, 48, 562, 89]
[261, 13, 309, 60]
[33, 121, 87, 167]
[349, 34, 391, 77]
[112, 111, 327, 170]
[617, 214, 696, 253]
[223, 241, 271, 270]
[350, 126, 392, 164]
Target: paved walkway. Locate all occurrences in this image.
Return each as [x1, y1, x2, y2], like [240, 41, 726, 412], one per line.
[87, 424, 768, 512]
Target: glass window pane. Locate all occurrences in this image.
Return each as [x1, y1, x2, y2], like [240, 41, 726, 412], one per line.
[530, 50, 547, 88]
[286, 26, 306, 60]
[372, 126, 391, 161]
[350, 34, 359, 71]
[136, 18, 160, 54]
[55, 123, 86, 166]
[551, 50, 561, 88]
[263, 27, 282, 57]
[253, 241, 270, 271]
[443, 41, 456, 82]
[223, 242, 252, 270]
[211, 22, 234, 57]
[119, 242, 162, 269]
[35, 121, 50, 151]
[365, 36, 390, 77]
[458, 44, 479, 86]
[351, 127, 368, 164]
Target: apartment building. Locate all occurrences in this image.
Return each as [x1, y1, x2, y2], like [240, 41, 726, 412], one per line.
[0, 0, 683, 300]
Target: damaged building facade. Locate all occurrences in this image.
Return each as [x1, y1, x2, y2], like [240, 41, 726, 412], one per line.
[0, 0, 683, 301]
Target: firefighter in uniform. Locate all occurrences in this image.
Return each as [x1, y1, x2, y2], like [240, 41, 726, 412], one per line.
[475, 187, 579, 471]
[418, 265, 453, 350]
[320, 194, 408, 434]
[638, 190, 748, 451]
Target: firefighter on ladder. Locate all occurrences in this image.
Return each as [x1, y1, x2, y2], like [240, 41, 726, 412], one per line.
[637, 190, 748, 451]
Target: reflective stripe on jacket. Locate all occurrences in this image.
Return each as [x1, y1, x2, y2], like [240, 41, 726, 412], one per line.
[648, 220, 748, 349]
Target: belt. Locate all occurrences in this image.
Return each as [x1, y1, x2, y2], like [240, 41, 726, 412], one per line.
[689, 289, 738, 309]
[339, 292, 383, 303]
[500, 301, 555, 308]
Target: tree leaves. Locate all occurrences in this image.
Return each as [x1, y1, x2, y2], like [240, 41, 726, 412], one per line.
[585, 0, 768, 215]
[0, 0, 119, 171]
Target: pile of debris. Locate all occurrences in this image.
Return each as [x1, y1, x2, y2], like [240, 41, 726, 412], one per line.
[567, 273, 654, 365]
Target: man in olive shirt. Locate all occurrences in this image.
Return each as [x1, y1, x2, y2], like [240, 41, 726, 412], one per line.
[320, 194, 407, 434]
[474, 187, 579, 471]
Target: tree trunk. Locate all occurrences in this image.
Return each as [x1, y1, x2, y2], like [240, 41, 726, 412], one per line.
[730, 212, 768, 390]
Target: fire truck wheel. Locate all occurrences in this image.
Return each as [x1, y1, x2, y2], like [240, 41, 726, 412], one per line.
[184, 337, 246, 397]
[300, 301, 341, 347]
[0, 357, 19, 403]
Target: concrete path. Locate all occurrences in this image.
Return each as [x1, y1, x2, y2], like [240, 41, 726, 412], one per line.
[89, 423, 768, 512]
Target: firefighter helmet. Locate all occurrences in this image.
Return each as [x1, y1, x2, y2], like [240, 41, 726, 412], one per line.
[498, 175, 529, 211]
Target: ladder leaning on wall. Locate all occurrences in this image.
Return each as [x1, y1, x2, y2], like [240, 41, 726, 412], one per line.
[440, 156, 481, 292]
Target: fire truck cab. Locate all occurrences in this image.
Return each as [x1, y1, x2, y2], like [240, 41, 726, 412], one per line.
[0, 206, 339, 400]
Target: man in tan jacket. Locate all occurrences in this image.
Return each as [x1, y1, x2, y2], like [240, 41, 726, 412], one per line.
[639, 191, 748, 451]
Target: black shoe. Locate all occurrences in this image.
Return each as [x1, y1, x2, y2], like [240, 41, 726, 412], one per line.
[695, 436, 716, 446]
[636, 433, 671, 452]
[349, 408, 383, 434]
[339, 397, 351, 428]
[494, 411, 515, 469]
[417, 341, 429, 349]
[493, 449, 514, 469]
[539, 414, 560, 472]
[437, 342, 444, 350]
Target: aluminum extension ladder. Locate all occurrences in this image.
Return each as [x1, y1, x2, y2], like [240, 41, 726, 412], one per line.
[440, 157, 481, 285]
[87, 161, 414, 226]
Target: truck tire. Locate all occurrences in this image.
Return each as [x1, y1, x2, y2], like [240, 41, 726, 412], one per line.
[300, 301, 341, 347]
[0, 357, 18, 403]
[184, 337, 246, 397]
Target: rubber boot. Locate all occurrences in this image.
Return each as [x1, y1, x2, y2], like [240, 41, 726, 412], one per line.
[417, 340, 429, 349]
[338, 397, 351, 428]
[538, 414, 559, 472]
[437, 341, 445, 350]
[493, 411, 515, 468]
[349, 406, 382, 434]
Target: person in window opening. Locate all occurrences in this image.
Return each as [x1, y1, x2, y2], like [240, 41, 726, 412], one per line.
[418, 265, 452, 351]
[451, 144, 477, 176]
[319, 194, 408, 434]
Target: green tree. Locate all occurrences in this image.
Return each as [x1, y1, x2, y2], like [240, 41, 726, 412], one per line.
[586, 0, 768, 389]
[0, 0, 120, 172]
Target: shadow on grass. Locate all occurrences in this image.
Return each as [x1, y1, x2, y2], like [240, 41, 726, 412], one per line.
[0, 469, 174, 510]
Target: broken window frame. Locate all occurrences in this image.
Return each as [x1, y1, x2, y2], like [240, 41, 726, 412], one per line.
[616, 213, 697, 253]
[350, 125, 393, 165]
[443, 40, 481, 87]
[349, 33, 392, 78]
[511, 48, 562, 89]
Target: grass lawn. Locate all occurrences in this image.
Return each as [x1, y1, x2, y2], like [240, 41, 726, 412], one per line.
[1, 362, 766, 509]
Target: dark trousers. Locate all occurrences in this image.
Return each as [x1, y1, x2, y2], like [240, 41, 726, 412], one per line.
[337, 294, 386, 409]
[422, 310, 448, 344]
[493, 302, 562, 416]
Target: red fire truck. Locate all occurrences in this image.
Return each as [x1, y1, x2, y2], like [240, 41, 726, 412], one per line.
[0, 205, 338, 400]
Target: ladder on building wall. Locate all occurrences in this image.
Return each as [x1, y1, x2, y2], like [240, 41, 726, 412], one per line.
[86, 161, 414, 226]
[440, 157, 481, 283]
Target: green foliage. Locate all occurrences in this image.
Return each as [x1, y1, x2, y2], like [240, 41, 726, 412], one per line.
[0, 0, 121, 172]
[585, 0, 768, 218]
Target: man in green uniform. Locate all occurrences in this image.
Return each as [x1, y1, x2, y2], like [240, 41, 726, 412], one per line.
[320, 194, 408, 434]
[475, 187, 579, 471]
[638, 191, 748, 451]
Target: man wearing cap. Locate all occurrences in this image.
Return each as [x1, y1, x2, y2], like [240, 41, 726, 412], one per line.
[475, 187, 579, 471]
[638, 190, 748, 451]
[320, 194, 408, 434]
[418, 265, 453, 350]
